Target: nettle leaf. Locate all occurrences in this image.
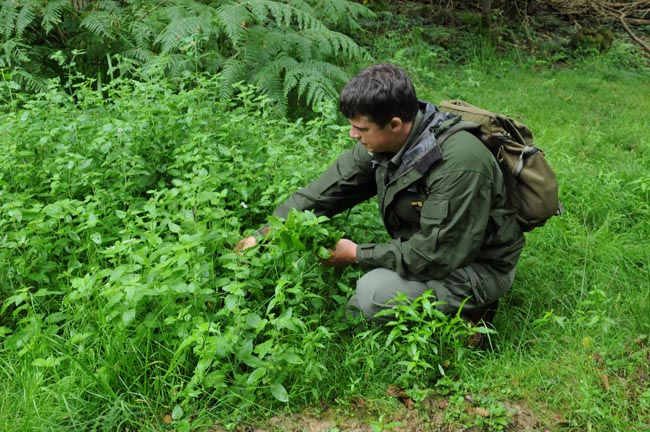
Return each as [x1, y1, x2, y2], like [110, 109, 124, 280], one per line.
[122, 309, 136, 326]
[90, 232, 102, 245]
[246, 367, 267, 385]
[270, 383, 289, 403]
[253, 339, 274, 359]
[171, 405, 184, 421]
[280, 349, 303, 365]
[32, 356, 64, 368]
[167, 221, 181, 233]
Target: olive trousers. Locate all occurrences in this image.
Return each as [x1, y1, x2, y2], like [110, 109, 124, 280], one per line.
[347, 266, 515, 323]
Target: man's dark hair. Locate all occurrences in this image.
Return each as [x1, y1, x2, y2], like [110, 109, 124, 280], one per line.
[339, 63, 419, 128]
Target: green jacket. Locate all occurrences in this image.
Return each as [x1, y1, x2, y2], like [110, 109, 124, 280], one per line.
[274, 102, 525, 281]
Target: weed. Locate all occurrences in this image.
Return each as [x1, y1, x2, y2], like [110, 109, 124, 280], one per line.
[1, 43, 649, 431]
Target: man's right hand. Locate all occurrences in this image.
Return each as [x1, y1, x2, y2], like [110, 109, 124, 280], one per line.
[235, 235, 257, 251]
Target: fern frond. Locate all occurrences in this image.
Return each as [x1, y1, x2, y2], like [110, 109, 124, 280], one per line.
[300, 0, 375, 30]
[172, 0, 218, 17]
[80, 11, 116, 39]
[12, 68, 48, 93]
[215, 3, 251, 46]
[249, 0, 293, 28]
[138, 52, 189, 78]
[261, 28, 313, 61]
[128, 20, 155, 49]
[42, 0, 70, 34]
[285, 60, 347, 107]
[283, 0, 312, 15]
[250, 66, 287, 113]
[122, 48, 155, 63]
[15, 3, 38, 39]
[163, 53, 193, 76]
[220, 58, 247, 100]
[302, 27, 366, 60]
[91, 0, 122, 14]
[272, 0, 324, 32]
[155, 16, 210, 54]
[0, 1, 19, 38]
[0, 38, 31, 66]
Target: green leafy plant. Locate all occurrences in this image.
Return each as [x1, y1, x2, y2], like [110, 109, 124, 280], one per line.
[0, 73, 363, 429]
[2, 37, 649, 431]
[373, 291, 479, 387]
[177, 209, 344, 406]
[0, 0, 374, 112]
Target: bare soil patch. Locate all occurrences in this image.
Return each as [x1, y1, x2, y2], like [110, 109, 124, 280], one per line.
[208, 394, 558, 432]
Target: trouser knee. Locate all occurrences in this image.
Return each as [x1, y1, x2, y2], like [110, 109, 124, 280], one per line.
[351, 268, 428, 323]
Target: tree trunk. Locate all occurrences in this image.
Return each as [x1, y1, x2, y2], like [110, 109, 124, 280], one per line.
[71, 0, 94, 11]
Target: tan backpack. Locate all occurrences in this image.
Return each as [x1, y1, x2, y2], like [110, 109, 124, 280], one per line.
[438, 99, 563, 232]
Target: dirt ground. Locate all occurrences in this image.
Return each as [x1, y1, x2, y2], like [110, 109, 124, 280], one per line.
[207, 393, 558, 432]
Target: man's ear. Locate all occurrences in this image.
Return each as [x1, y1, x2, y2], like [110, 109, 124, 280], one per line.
[389, 117, 403, 132]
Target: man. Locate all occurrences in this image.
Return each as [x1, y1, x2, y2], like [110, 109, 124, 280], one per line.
[237, 63, 525, 324]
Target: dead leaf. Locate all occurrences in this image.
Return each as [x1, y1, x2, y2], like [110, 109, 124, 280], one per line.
[386, 385, 404, 397]
[464, 394, 476, 404]
[386, 385, 415, 409]
[162, 414, 173, 424]
[600, 373, 611, 391]
[555, 415, 570, 426]
[465, 406, 491, 418]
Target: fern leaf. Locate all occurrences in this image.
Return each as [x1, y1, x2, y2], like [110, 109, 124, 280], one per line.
[249, 0, 293, 28]
[301, 0, 375, 30]
[250, 67, 287, 113]
[0, 1, 19, 38]
[0, 38, 31, 66]
[80, 11, 115, 38]
[42, 0, 70, 34]
[215, 3, 251, 46]
[128, 20, 155, 49]
[302, 26, 366, 60]
[92, 0, 122, 14]
[12, 68, 48, 93]
[285, 60, 347, 107]
[155, 16, 208, 54]
[15, 3, 37, 39]
[220, 59, 247, 100]
[264, 28, 313, 61]
[122, 48, 155, 63]
[274, 1, 324, 32]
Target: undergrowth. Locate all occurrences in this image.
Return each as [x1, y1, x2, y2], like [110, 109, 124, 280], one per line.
[1, 19, 650, 430]
[0, 74, 477, 431]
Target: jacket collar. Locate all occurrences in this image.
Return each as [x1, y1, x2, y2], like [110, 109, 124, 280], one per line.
[387, 101, 459, 177]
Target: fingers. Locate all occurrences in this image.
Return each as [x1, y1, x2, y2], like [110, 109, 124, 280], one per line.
[235, 235, 257, 251]
[320, 238, 357, 267]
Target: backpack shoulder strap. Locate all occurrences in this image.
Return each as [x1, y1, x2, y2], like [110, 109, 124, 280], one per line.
[435, 120, 482, 147]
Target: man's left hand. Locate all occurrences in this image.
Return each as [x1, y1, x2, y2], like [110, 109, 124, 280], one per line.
[320, 238, 357, 268]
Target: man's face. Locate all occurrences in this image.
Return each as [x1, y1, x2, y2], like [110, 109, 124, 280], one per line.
[348, 115, 403, 154]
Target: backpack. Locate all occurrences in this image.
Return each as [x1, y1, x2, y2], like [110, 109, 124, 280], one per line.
[437, 99, 562, 232]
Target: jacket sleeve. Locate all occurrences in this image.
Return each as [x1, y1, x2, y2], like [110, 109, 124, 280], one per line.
[356, 167, 493, 280]
[273, 143, 377, 219]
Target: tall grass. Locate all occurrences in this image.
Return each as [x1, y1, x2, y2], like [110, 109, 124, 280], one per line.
[397, 41, 650, 430]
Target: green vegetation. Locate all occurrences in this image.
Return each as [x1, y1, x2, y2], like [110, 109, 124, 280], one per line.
[0, 0, 372, 113]
[2, 3, 650, 431]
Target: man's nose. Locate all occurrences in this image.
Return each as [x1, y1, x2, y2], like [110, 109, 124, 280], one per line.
[349, 128, 360, 139]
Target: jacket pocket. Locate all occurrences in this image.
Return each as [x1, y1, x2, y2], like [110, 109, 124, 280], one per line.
[410, 199, 449, 262]
[421, 199, 449, 227]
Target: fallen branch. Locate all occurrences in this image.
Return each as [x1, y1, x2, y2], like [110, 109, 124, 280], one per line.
[618, 13, 650, 55]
